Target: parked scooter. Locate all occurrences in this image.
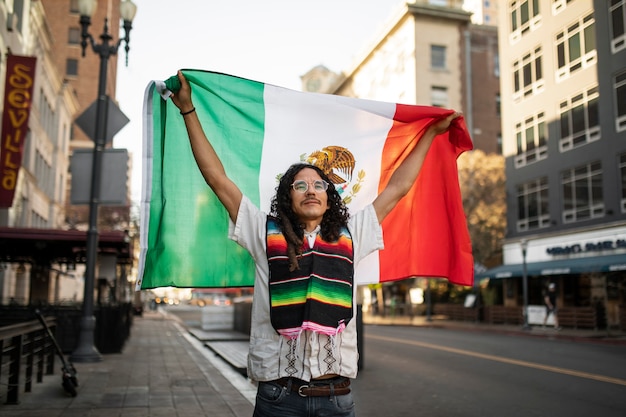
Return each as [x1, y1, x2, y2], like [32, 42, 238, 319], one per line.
[34, 309, 79, 397]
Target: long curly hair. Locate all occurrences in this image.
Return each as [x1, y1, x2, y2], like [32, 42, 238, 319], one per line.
[269, 163, 350, 271]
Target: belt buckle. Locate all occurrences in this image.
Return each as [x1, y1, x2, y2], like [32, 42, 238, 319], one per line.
[297, 384, 310, 397]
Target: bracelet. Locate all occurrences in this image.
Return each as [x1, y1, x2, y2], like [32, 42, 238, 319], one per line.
[180, 107, 196, 116]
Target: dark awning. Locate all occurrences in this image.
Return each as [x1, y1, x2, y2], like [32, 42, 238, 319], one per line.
[476, 254, 626, 279]
[0, 227, 132, 265]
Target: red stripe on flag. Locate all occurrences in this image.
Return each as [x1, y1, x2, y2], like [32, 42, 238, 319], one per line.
[378, 104, 474, 286]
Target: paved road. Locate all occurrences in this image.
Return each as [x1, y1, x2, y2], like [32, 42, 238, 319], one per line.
[351, 325, 626, 417]
[163, 304, 626, 416]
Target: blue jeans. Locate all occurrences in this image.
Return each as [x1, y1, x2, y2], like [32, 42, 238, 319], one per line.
[253, 379, 356, 417]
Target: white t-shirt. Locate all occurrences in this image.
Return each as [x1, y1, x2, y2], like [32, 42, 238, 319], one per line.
[229, 196, 383, 382]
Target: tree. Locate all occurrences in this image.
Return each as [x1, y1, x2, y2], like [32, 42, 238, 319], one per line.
[457, 150, 506, 268]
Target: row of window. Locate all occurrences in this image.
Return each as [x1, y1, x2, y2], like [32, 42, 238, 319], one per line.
[515, 68, 626, 167]
[512, 12, 596, 101]
[64, 0, 82, 77]
[511, 0, 626, 54]
[516, 156, 626, 231]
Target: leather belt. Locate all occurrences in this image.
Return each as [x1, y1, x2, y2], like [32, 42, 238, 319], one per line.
[275, 377, 351, 397]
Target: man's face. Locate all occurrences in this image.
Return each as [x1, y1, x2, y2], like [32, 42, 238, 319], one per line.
[290, 168, 330, 224]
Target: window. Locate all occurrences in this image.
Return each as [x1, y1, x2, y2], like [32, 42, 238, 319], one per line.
[431, 86, 448, 108]
[35, 150, 53, 199]
[610, 0, 626, 53]
[66, 58, 78, 76]
[430, 45, 447, 70]
[68, 27, 80, 45]
[556, 13, 596, 81]
[510, 0, 541, 42]
[615, 70, 626, 132]
[512, 46, 543, 100]
[514, 112, 547, 167]
[70, 0, 79, 13]
[517, 177, 550, 231]
[496, 93, 501, 116]
[559, 86, 600, 151]
[13, 0, 25, 33]
[494, 53, 500, 77]
[552, 0, 574, 15]
[38, 88, 56, 141]
[31, 210, 48, 228]
[561, 161, 604, 223]
[619, 153, 626, 213]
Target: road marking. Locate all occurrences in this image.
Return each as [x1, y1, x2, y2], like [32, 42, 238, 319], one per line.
[368, 334, 626, 387]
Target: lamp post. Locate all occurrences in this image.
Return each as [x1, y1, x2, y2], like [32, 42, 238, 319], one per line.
[70, 0, 137, 363]
[520, 239, 531, 331]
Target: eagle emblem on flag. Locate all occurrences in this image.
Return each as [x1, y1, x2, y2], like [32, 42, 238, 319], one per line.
[304, 146, 365, 205]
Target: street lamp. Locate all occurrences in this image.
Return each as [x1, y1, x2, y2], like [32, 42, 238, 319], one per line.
[520, 239, 531, 331]
[70, 0, 137, 363]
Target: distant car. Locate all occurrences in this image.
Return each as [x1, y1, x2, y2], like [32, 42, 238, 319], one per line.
[213, 296, 231, 306]
[188, 298, 207, 307]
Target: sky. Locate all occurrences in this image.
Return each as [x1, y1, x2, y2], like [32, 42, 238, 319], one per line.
[112, 0, 406, 207]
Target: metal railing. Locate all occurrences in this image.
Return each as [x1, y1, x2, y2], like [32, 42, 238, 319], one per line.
[0, 317, 56, 404]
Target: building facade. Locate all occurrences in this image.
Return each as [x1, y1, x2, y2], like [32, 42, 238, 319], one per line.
[463, 0, 499, 25]
[40, 0, 131, 232]
[0, 0, 81, 304]
[479, 0, 626, 328]
[0, 0, 133, 306]
[302, 0, 503, 314]
[303, 0, 501, 155]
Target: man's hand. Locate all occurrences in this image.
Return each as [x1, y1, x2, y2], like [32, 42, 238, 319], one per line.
[171, 70, 194, 114]
[429, 111, 462, 136]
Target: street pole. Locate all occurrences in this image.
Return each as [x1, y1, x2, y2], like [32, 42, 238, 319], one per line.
[71, 0, 137, 363]
[521, 239, 531, 331]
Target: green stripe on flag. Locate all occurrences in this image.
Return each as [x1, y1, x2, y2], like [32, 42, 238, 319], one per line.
[141, 71, 266, 289]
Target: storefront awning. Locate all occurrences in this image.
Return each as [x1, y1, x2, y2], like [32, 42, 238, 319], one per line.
[476, 254, 626, 279]
[0, 227, 132, 265]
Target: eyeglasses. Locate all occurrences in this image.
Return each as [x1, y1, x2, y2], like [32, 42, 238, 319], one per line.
[291, 179, 329, 193]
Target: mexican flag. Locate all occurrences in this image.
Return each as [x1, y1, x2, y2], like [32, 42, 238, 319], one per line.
[137, 70, 474, 290]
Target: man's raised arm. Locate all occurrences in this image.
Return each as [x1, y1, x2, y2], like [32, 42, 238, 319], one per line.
[170, 71, 243, 223]
[372, 111, 461, 223]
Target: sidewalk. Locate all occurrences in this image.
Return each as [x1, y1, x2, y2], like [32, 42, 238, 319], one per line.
[2, 309, 625, 417]
[363, 312, 626, 345]
[0, 310, 256, 417]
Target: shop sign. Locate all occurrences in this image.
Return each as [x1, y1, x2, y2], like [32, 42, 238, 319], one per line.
[546, 239, 626, 255]
[0, 55, 37, 207]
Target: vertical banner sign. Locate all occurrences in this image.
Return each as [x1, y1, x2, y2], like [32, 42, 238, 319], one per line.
[0, 55, 37, 207]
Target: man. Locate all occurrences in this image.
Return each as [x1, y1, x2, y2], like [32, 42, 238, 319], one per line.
[171, 71, 460, 417]
[544, 282, 561, 330]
